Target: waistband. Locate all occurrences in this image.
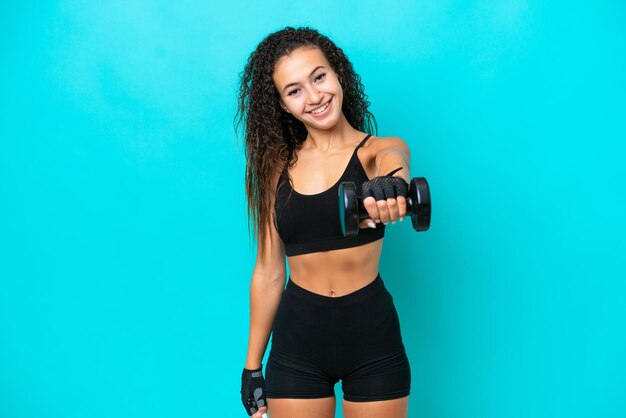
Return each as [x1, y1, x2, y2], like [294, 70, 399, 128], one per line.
[284, 273, 385, 307]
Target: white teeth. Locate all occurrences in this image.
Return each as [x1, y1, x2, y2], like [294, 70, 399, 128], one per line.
[311, 101, 329, 114]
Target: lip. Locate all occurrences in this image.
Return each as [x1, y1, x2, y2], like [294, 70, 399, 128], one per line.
[308, 99, 332, 119]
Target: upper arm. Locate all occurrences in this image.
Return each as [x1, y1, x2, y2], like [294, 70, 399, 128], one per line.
[252, 168, 287, 281]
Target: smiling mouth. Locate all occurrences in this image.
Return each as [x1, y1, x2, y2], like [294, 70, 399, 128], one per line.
[308, 100, 331, 114]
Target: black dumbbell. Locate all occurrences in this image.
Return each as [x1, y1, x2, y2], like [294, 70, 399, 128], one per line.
[338, 177, 431, 237]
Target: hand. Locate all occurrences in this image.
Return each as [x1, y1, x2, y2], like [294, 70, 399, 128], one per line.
[241, 365, 268, 417]
[359, 167, 408, 229]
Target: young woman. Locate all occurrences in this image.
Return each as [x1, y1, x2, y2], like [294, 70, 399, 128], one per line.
[235, 26, 412, 418]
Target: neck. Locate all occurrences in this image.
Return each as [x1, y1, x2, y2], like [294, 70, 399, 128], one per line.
[303, 114, 361, 152]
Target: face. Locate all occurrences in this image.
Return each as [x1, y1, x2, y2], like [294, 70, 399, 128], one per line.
[273, 46, 343, 129]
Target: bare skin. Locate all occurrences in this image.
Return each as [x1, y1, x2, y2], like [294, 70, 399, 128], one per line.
[283, 132, 387, 296]
[247, 46, 410, 418]
[267, 396, 409, 418]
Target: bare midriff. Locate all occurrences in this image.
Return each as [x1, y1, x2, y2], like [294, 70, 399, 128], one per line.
[286, 239, 383, 297]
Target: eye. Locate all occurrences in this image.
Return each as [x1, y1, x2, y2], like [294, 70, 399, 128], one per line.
[286, 73, 326, 96]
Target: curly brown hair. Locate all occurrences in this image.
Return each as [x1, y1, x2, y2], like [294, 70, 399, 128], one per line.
[234, 26, 378, 259]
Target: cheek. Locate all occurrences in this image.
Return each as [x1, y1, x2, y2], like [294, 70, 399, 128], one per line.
[281, 98, 297, 111]
[333, 81, 343, 98]
[291, 98, 308, 111]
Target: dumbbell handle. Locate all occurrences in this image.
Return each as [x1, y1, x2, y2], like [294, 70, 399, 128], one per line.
[355, 191, 418, 221]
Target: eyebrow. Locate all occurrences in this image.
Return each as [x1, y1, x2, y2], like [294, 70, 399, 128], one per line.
[282, 66, 326, 93]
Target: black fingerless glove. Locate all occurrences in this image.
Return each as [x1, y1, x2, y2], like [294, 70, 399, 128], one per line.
[361, 166, 409, 201]
[240, 365, 267, 416]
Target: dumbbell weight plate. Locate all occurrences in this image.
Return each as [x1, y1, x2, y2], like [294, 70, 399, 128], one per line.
[411, 177, 431, 231]
[338, 181, 359, 237]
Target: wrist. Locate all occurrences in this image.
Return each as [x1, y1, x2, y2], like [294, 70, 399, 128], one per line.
[378, 166, 409, 184]
[384, 166, 403, 177]
[245, 354, 263, 371]
[244, 363, 263, 372]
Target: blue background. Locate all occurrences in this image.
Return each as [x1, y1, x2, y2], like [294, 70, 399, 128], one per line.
[1, 1, 624, 417]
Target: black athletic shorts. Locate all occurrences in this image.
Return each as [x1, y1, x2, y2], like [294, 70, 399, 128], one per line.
[265, 273, 411, 402]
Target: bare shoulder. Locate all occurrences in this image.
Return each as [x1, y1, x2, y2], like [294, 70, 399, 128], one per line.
[270, 162, 284, 192]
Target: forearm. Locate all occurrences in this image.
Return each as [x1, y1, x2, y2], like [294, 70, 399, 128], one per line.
[245, 273, 285, 369]
[375, 148, 410, 184]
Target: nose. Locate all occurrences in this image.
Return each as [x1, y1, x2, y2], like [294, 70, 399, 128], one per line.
[305, 85, 324, 104]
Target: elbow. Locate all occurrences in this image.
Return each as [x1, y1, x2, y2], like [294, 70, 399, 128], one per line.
[267, 272, 287, 284]
[252, 266, 287, 285]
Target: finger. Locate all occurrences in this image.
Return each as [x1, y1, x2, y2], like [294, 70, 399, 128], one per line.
[359, 218, 377, 229]
[370, 186, 386, 201]
[253, 388, 266, 409]
[395, 178, 408, 198]
[248, 400, 258, 415]
[362, 196, 380, 223]
[396, 195, 407, 220]
[376, 199, 390, 224]
[252, 406, 268, 418]
[382, 181, 395, 200]
[386, 197, 399, 222]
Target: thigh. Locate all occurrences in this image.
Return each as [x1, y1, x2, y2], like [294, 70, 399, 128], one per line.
[337, 284, 411, 402]
[342, 396, 409, 418]
[340, 348, 411, 402]
[267, 396, 336, 418]
[266, 280, 339, 399]
[265, 349, 336, 399]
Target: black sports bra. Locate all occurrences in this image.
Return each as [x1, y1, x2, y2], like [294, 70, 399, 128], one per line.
[274, 134, 385, 256]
